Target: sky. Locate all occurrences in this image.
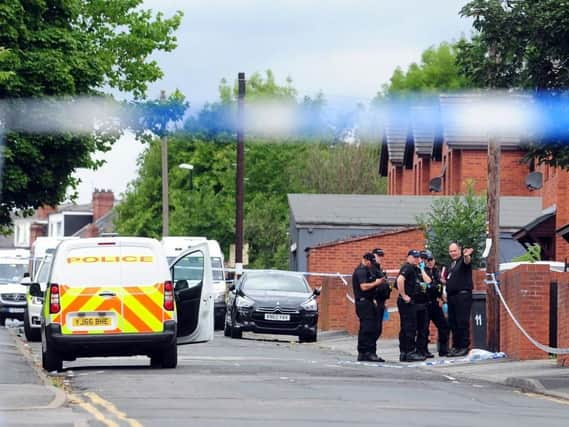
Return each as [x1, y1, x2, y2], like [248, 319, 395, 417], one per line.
[72, 0, 474, 204]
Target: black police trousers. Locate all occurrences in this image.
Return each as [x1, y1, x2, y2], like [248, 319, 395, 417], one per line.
[397, 298, 424, 354]
[448, 291, 473, 350]
[425, 300, 449, 353]
[355, 298, 380, 355]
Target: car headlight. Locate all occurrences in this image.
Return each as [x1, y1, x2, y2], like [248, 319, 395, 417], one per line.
[31, 296, 43, 305]
[301, 297, 318, 312]
[236, 294, 255, 308]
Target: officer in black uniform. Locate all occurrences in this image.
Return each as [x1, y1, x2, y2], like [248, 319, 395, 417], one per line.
[352, 252, 386, 362]
[419, 250, 449, 357]
[443, 242, 474, 357]
[371, 248, 390, 340]
[396, 249, 431, 362]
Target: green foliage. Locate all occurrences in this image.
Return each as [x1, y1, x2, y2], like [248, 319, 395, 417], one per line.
[416, 184, 487, 268]
[376, 42, 471, 99]
[0, 0, 182, 226]
[115, 70, 387, 268]
[512, 244, 542, 263]
[457, 0, 569, 169]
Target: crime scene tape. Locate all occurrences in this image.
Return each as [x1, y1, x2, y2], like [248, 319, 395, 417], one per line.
[486, 273, 569, 355]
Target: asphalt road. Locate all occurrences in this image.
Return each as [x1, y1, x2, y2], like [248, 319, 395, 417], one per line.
[17, 330, 569, 427]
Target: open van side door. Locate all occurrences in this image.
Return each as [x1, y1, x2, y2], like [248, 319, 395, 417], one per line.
[169, 242, 214, 344]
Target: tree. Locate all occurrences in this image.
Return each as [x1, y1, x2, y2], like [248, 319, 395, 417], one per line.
[0, 0, 182, 227]
[416, 183, 487, 268]
[376, 42, 472, 100]
[457, 0, 569, 169]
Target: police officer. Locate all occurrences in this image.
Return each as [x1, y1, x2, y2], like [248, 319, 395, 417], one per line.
[370, 248, 390, 343]
[396, 249, 431, 362]
[419, 250, 450, 357]
[442, 242, 474, 357]
[352, 252, 385, 362]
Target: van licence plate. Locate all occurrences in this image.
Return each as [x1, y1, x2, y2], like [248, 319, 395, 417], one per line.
[72, 317, 112, 327]
[8, 308, 25, 313]
[264, 313, 290, 321]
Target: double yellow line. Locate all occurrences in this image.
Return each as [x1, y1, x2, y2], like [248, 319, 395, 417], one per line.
[69, 392, 144, 427]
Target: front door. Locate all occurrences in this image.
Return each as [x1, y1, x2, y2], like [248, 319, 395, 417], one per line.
[170, 242, 214, 344]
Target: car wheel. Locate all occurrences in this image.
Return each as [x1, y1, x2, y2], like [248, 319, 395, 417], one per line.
[299, 330, 317, 343]
[214, 317, 224, 331]
[161, 342, 178, 369]
[230, 318, 242, 339]
[24, 309, 41, 342]
[223, 320, 231, 337]
[42, 342, 63, 372]
[0, 314, 5, 327]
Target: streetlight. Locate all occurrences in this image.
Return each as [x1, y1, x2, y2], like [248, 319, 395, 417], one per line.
[178, 163, 194, 190]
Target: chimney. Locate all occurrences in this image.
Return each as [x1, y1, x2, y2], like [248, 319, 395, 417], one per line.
[92, 189, 115, 222]
[36, 205, 56, 220]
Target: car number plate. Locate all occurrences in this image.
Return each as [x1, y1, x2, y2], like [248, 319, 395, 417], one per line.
[264, 313, 290, 321]
[72, 317, 112, 327]
[8, 308, 25, 313]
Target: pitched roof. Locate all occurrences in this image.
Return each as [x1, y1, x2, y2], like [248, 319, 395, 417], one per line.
[288, 194, 543, 229]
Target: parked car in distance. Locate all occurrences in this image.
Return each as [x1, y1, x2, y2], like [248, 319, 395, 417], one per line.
[0, 249, 30, 326]
[224, 270, 319, 343]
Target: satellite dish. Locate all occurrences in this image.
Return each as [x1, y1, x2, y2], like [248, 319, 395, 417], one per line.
[525, 171, 543, 191]
[429, 176, 443, 193]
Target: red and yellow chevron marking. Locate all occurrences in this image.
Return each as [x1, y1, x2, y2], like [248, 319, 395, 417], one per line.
[51, 283, 172, 335]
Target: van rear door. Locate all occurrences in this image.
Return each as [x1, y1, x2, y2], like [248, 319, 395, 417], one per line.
[170, 242, 214, 344]
[54, 241, 171, 335]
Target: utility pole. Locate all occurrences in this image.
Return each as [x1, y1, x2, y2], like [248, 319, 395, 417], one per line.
[235, 73, 246, 274]
[160, 90, 169, 237]
[486, 136, 500, 352]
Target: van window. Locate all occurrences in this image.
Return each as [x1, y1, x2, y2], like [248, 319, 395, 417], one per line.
[36, 256, 53, 283]
[61, 246, 162, 286]
[172, 252, 204, 286]
[211, 257, 224, 281]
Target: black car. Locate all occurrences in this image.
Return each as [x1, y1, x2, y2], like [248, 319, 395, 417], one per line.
[224, 270, 319, 342]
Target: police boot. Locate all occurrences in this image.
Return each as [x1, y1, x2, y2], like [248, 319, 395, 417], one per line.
[438, 343, 449, 357]
[403, 352, 426, 362]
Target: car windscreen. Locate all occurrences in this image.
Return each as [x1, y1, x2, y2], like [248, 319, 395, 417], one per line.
[211, 257, 224, 281]
[243, 273, 309, 293]
[60, 246, 162, 286]
[0, 263, 27, 283]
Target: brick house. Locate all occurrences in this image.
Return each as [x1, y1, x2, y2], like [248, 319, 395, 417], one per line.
[12, 190, 116, 248]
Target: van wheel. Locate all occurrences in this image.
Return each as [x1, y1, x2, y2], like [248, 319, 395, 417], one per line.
[0, 314, 5, 327]
[42, 344, 63, 372]
[24, 310, 40, 342]
[161, 343, 177, 369]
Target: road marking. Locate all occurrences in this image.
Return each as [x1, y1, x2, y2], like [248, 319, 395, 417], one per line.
[68, 394, 119, 427]
[522, 392, 569, 406]
[84, 392, 144, 427]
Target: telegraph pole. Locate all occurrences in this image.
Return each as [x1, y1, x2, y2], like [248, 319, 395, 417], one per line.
[235, 73, 246, 274]
[486, 136, 500, 352]
[160, 90, 169, 237]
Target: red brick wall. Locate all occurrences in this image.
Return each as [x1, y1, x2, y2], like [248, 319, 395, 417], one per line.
[308, 228, 425, 337]
[500, 151, 532, 196]
[556, 272, 569, 367]
[459, 149, 487, 194]
[401, 166, 414, 195]
[499, 264, 550, 360]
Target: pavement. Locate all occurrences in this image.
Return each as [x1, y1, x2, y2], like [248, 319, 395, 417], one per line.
[316, 330, 569, 402]
[0, 323, 89, 426]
